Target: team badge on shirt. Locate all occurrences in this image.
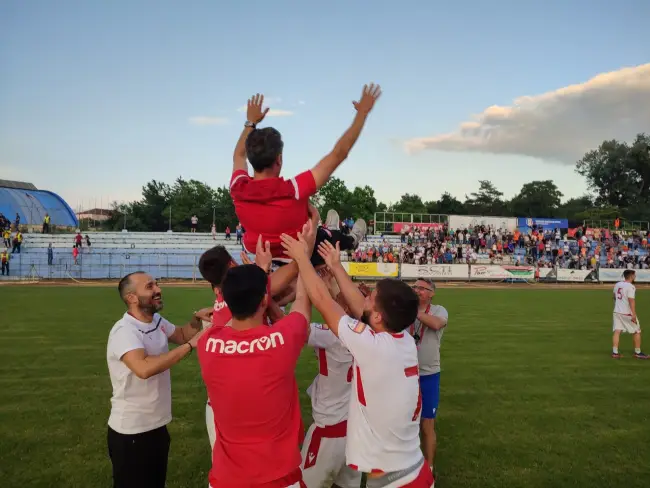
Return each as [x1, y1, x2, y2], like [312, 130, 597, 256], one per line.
[315, 323, 329, 330]
[348, 320, 366, 334]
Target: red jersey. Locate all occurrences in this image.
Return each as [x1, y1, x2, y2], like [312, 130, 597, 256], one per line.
[197, 312, 308, 487]
[212, 282, 272, 328]
[230, 169, 317, 258]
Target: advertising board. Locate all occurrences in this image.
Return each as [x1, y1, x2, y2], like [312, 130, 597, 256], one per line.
[449, 215, 517, 232]
[400, 264, 468, 280]
[342, 262, 399, 277]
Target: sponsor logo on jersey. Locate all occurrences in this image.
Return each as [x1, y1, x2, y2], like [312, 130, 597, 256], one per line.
[205, 332, 285, 354]
[214, 299, 227, 312]
[314, 323, 329, 330]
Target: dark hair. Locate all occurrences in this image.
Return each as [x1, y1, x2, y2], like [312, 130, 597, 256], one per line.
[199, 246, 234, 287]
[245, 127, 284, 172]
[222, 265, 268, 320]
[118, 271, 146, 303]
[374, 279, 419, 333]
[623, 269, 636, 280]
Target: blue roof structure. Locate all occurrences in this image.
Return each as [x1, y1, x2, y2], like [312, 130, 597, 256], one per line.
[0, 181, 78, 228]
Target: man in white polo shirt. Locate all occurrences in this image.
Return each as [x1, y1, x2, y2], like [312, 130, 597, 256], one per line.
[107, 271, 211, 488]
[410, 279, 448, 471]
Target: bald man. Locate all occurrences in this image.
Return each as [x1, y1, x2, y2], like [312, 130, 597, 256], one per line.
[106, 272, 211, 488]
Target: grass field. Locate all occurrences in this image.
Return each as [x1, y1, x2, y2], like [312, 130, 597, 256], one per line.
[1, 285, 650, 488]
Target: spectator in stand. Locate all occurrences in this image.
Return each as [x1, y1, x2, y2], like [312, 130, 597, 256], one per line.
[3, 228, 10, 247]
[48, 243, 54, 266]
[14, 213, 20, 230]
[236, 224, 243, 244]
[86, 235, 92, 248]
[191, 215, 198, 233]
[1, 248, 9, 276]
[43, 213, 51, 234]
[75, 232, 82, 249]
[12, 231, 22, 254]
[211, 224, 217, 240]
[73, 246, 79, 265]
[225, 226, 231, 240]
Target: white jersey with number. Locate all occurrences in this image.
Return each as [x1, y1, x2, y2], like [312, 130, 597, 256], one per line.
[613, 281, 635, 315]
[337, 315, 422, 473]
[307, 323, 353, 427]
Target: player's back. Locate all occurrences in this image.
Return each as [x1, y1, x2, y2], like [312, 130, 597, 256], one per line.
[307, 325, 353, 427]
[614, 281, 635, 315]
[338, 317, 422, 473]
[197, 312, 307, 486]
[229, 169, 316, 256]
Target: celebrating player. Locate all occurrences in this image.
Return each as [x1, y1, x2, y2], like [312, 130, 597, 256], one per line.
[612, 269, 648, 359]
[281, 235, 434, 487]
[197, 264, 312, 487]
[300, 274, 369, 488]
[229, 84, 381, 259]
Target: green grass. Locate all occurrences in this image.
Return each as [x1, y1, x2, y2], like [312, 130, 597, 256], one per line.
[1, 286, 649, 488]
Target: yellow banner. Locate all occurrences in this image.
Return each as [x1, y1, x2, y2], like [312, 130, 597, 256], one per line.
[343, 262, 399, 277]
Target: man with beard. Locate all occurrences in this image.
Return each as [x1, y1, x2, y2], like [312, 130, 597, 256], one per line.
[106, 272, 212, 488]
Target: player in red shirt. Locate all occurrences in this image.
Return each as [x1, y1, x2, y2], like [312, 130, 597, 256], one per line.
[229, 84, 381, 259]
[197, 263, 312, 488]
[281, 234, 434, 488]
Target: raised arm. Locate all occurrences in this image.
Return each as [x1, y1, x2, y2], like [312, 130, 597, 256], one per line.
[233, 94, 270, 173]
[318, 240, 365, 319]
[281, 232, 346, 336]
[310, 84, 381, 189]
[168, 309, 212, 345]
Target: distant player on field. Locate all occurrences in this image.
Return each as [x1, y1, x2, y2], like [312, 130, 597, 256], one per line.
[612, 269, 648, 359]
[282, 234, 434, 488]
[229, 84, 381, 259]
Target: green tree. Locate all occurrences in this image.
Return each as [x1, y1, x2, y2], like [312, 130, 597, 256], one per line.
[389, 193, 427, 214]
[464, 180, 505, 215]
[576, 133, 650, 208]
[315, 177, 352, 218]
[437, 192, 465, 215]
[348, 185, 378, 223]
[510, 180, 563, 217]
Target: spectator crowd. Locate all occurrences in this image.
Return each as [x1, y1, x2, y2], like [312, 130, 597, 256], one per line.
[344, 223, 649, 270]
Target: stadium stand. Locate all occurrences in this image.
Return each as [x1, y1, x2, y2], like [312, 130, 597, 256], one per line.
[0, 180, 78, 228]
[6, 232, 396, 280]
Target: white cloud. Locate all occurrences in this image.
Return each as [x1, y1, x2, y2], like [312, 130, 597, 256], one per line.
[404, 63, 650, 164]
[188, 116, 229, 126]
[236, 96, 294, 117]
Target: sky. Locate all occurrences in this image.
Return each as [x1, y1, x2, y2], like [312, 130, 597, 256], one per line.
[1, 0, 649, 212]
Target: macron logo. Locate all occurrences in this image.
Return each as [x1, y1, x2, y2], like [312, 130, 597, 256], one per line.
[214, 300, 227, 312]
[205, 332, 285, 354]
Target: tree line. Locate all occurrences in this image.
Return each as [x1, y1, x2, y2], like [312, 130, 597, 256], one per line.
[100, 133, 650, 232]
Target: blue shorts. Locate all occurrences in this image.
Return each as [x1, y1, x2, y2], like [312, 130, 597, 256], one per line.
[419, 372, 440, 419]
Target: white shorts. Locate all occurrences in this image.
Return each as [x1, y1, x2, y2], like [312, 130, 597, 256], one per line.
[206, 401, 216, 450]
[613, 314, 641, 334]
[301, 423, 361, 488]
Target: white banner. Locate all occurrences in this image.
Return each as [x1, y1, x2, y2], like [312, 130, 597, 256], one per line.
[598, 268, 650, 283]
[556, 269, 597, 282]
[538, 267, 553, 279]
[470, 265, 515, 280]
[400, 264, 469, 280]
[449, 215, 517, 232]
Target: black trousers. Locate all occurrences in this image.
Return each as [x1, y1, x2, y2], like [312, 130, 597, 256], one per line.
[107, 425, 170, 488]
[1, 262, 8, 275]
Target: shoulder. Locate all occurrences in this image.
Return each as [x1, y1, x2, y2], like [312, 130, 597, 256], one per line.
[430, 304, 448, 317]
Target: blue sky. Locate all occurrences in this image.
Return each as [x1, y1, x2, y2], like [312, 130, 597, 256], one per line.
[1, 0, 649, 212]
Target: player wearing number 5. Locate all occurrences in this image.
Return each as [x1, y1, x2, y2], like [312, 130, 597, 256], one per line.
[612, 269, 648, 359]
[410, 279, 449, 472]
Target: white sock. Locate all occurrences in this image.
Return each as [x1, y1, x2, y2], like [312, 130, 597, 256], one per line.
[635, 348, 641, 354]
[613, 347, 619, 354]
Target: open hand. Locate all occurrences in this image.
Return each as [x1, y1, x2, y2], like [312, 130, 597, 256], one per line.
[255, 235, 272, 273]
[317, 240, 341, 269]
[247, 94, 270, 124]
[281, 230, 310, 261]
[302, 219, 317, 253]
[240, 251, 254, 265]
[353, 84, 382, 114]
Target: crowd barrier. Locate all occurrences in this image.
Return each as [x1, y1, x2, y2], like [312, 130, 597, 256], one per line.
[3, 249, 650, 283]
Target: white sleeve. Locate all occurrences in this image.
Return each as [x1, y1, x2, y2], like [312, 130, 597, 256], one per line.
[628, 286, 636, 300]
[308, 323, 339, 349]
[109, 326, 145, 360]
[337, 315, 382, 365]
